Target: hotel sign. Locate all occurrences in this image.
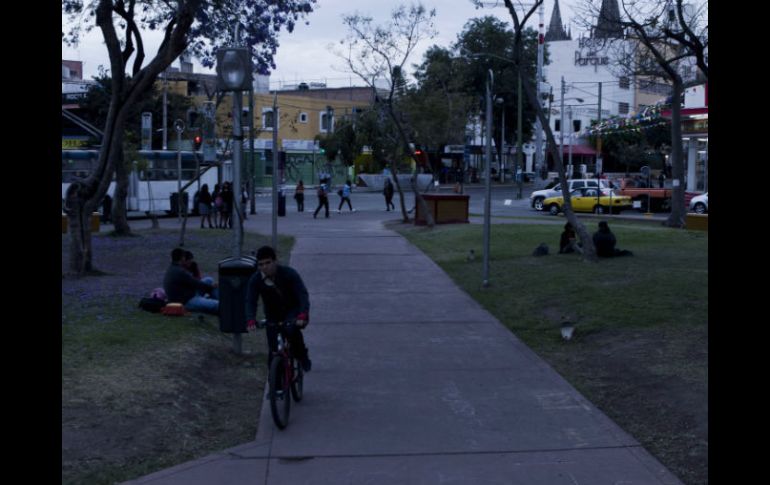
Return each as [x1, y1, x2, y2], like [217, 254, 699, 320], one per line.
[575, 38, 610, 70]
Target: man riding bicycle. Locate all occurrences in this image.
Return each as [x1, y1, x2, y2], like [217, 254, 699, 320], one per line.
[245, 245, 312, 372]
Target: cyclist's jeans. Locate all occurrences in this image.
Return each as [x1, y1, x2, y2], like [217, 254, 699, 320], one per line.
[267, 324, 309, 363]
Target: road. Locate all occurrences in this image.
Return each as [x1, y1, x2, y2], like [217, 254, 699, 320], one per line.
[247, 183, 670, 222]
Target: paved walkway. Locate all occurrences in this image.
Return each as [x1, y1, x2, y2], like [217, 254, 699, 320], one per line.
[122, 209, 682, 485]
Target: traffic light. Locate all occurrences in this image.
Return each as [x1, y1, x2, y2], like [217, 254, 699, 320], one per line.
[193, 135, 202, 151]
[414, 147, 428, 165]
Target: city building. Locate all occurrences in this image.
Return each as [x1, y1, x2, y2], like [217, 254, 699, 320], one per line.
[542, 0, 674, 175]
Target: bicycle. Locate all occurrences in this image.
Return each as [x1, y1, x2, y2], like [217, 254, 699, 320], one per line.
[259, 320, 304, 429]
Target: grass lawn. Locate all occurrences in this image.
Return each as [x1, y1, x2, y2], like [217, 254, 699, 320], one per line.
[396, 219, 708, 485]
[62, 227, 293, 485]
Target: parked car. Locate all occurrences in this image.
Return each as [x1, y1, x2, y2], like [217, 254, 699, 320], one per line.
[543, 187, 633, 215]
[688, 192, 708, 214]
[530, 179, 611, 211]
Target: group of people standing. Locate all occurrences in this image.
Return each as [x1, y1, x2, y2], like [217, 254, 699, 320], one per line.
[197, 182, 248, 229]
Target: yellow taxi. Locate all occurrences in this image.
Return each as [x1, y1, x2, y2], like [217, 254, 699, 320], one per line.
[543, 187, 633, 215]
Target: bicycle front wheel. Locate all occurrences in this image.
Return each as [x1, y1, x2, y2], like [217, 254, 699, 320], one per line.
[291, 358, 304, 402]
[269, 355, 291, 429]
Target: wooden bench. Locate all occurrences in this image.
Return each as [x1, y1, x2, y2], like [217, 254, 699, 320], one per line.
[686, 213, 708, 231]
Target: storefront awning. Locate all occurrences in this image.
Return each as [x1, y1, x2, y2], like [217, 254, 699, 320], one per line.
[561, 145, 597, 156]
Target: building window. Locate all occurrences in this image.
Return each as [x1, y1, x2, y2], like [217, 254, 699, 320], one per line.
[619, 102, 629, 114]
[619, 76, 630, 89]
[242, 107, 251, 128]
[299, 112, 308, 123]
[262, 108, 277, 130]
[555, 119, 561, 132]
[573, 120, 581, 133]
[320, 112, 334, 133]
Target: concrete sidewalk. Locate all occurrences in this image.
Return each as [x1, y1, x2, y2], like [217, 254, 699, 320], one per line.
[123, 210, 682, 485]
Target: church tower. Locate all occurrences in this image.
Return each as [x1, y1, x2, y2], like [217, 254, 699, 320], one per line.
[593, 0, 624, 39]
[545, 0, 571, 42]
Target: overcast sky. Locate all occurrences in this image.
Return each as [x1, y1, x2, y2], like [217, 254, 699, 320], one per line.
[62, 1, 580, 88]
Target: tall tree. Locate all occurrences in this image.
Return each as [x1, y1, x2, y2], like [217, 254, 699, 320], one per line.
[62, 0, 316, 275]
[473, 0, 599, 260]
[78, 73, 193, 234]
[400, 46, 475, 172]
[575, 0, 708, 228]
[453, 17, 545, 178]
[334, 3, 438, 225]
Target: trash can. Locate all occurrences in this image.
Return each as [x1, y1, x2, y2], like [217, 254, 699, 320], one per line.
[91, 212, 101, 232]
[169, 192, 189, 217]
[218, 256, 258, 334]
[278, 189, 286, 217]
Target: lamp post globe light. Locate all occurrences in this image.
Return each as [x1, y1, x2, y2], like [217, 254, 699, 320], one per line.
[216, 48, 253, 92]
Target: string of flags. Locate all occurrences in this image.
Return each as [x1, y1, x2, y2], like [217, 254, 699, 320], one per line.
[581, 103, 670, 137]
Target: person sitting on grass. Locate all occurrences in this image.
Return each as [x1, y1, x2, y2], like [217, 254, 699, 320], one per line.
[559, 222, 582, 254]
[163, 248, 219, 314]
[592, 221, 633, 258]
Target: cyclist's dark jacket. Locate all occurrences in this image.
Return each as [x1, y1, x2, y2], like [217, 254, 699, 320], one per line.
[245, 265, 309, 323]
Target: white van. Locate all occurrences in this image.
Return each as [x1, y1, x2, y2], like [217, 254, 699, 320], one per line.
[530, 179, 610, 211]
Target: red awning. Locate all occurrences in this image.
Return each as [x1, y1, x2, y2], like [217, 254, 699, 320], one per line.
[660, 107, 708, 119]
[561, 145, 597, 155]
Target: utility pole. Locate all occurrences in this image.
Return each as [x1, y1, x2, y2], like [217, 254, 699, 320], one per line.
[535, 2, 545, 178]
[483, 70, 493, 289]
[596, 82, 603, 176]
[516, 72, 523, 199]
[162, 71, 168, 150]
[271, 92, 278, 250]
[560, 77, 565, 177]
[249, 88, 256, 214]
[173, 119, 185, 222]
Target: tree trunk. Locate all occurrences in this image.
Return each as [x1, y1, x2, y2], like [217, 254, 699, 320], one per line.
[112, 150, 132, 235]
[65, 182, 97, 274]
[665, 80, 686, 228]
[179, 207, 188, 247]
[386, 104, 435, 226]
[518, 68, 597, 261]
[389, 161, 410, 222]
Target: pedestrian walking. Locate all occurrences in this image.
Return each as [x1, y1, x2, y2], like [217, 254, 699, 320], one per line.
[198, 184, 213, 228]
[383, 178, 395, 211]
[337, 180, 355, 213]
[294, 180, 305, 212]
[313, 178, 330, 219]
[221, 182, 234, 228]
[240, 183, 249, 220]
[658, 171, 666, 188]
[212, 183, 222, 228]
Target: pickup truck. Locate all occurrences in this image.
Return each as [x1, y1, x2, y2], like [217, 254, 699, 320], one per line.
[614, 178, 672, 212]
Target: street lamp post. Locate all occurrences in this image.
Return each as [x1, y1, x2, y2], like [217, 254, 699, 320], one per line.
[483, 69, 493, 288]
[496, 97, 505, 184]
[173, 119, 185, 222]
[216, 32, 253, 355]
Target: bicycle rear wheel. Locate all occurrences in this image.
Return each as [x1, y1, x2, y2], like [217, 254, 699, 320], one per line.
[269, 355, 291, 429]
[291, 358, 304, 402]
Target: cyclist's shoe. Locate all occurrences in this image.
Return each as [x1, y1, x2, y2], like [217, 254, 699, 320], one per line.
[301, 357, 312, 372]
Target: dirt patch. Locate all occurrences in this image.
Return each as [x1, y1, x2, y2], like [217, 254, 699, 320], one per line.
[538, 325, 708, 485]
[62, 229, 272, 484]
[62, 341, 267, 484]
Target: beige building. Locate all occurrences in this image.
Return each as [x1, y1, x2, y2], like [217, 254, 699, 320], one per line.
[155, 72, 372, 186]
